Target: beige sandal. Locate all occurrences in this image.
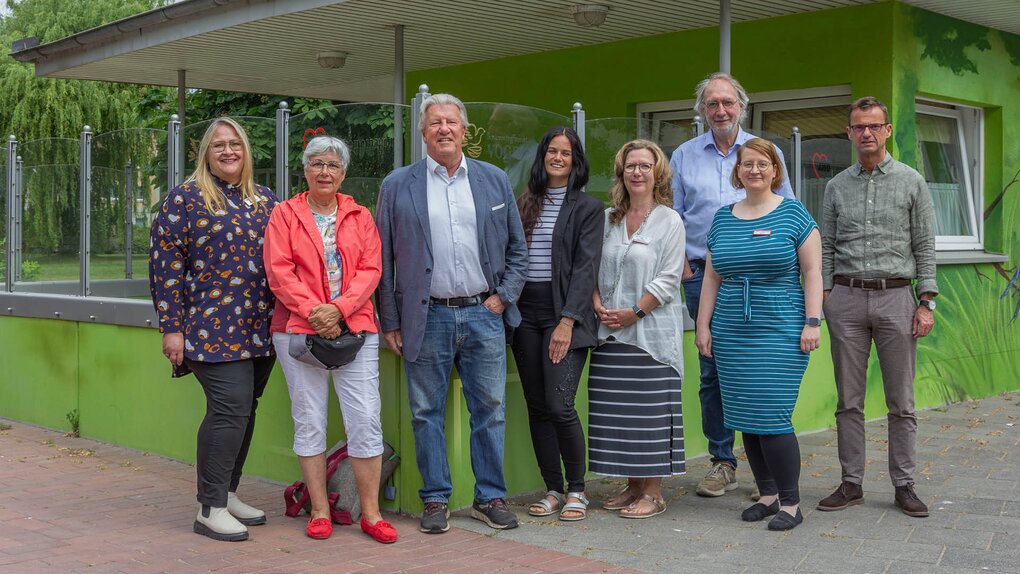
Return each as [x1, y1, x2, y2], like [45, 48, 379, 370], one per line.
[619, 494, 666, 519]
[528, 491, 564, 517]
[603, 488, 640, 511]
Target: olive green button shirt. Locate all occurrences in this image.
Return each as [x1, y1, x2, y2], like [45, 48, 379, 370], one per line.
[821, 152, 938, 298]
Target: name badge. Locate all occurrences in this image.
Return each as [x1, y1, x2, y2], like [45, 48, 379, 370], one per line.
[752, 229, 772, 237]
[632, 234, 652, 244]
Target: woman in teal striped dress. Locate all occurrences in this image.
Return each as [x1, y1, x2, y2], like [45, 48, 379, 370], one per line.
[694, 138, 822, 531]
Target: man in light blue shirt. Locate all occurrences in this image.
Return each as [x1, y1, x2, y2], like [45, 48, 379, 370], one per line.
[670, 72, 795, 499]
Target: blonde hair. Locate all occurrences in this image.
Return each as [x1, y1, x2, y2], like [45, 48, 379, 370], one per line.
[608, 140, 673, 225]
[187, 117, 263, 213]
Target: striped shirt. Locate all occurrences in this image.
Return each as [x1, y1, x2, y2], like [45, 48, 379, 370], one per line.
[525, 187, 567, 282]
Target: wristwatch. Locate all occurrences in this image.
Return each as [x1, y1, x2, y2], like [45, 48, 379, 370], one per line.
[632, 305, 647, 319]
[804, 317, 821, 327]
[918, 299, 936, 311]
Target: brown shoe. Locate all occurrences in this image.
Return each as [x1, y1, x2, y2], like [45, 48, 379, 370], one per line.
[816, 481, 864, 511]
[894, 483, 929, 517]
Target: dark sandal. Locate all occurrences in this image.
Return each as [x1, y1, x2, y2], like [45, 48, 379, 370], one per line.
[741, 500, 780, 522]
[619, 494, 666, 519]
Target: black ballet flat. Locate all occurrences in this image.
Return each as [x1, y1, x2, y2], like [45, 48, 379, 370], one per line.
[767, 508, 804, 531]
[741, 500, 780, 522]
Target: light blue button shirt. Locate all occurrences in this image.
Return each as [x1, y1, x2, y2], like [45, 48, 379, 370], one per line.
[425, 154, 490, 299]
[670, 128, 795, 261]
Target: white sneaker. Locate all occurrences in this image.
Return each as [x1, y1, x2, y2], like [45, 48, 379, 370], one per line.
[194, 505, 249, 542]
[227, 492, 267, 526]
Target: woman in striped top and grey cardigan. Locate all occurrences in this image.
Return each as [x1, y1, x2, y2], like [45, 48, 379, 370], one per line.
[511, 127, 604, 521]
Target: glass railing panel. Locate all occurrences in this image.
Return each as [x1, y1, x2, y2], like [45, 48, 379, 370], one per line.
[182, 116, 277, 193]
[800, 137, 853, 224]
[91, 128, 168, 297]
[585, 118, 693, 205]
[17, 138, 81, 293]
[289, 103, 412, 211]
[460, 103, 572, 198]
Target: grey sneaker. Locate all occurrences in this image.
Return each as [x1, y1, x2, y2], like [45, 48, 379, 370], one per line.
[696, 462, 738, 497]
[470, 498, 519, 530]
[420, 501, 450, 534]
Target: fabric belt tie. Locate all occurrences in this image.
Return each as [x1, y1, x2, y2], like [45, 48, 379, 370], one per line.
[833, 276, 912, 290]
[722, 276, 790, 323]
[430, 292, 487, 307]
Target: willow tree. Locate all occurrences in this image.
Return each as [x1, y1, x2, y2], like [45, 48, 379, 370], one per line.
[0, 0, 167, 258]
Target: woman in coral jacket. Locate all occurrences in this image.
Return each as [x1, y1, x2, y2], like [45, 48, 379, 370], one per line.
[264, 136, 396, 544]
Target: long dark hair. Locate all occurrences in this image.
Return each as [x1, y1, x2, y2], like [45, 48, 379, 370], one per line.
[517, 127, 589, 240]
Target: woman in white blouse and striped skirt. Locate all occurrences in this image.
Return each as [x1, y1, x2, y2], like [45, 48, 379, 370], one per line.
[590, 139, 687, 519]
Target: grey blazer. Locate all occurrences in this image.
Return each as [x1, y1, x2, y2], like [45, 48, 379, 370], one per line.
[376, 157, 529, 362]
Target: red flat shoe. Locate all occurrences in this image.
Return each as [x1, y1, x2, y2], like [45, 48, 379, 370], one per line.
[360, 517, 398, 543]
[306, 517, 332, 540]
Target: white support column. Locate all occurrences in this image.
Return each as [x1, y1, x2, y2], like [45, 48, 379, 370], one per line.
[719, 0, 731, 74]
[79, 126, 93, 297]
[410, 85, 430, 164]
[4, 136, 15, 291]
[276, 101, 290, 199]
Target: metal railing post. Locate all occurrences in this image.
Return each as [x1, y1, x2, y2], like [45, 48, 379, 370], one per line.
[80, 126, 93, 297]
[167, 115, 181, 187]
[791, 126, 802, 200]
[13, 155, 21, 284]
[410, 84, 430, 163]
[125, 161, 134, 279]
[276, 101, 290, 200]
[572, 102, 586, 151]
[694, 115, 704, 138]
[4, 136, 15, 291]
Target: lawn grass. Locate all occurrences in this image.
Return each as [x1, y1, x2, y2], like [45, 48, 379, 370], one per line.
[25, 253, 149, 282]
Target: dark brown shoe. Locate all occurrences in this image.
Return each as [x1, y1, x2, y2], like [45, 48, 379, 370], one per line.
[894, 483, 929, 517]
[816, 481, 864, 511]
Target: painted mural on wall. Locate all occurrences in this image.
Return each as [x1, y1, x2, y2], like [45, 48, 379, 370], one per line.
[892, 6, 1020, 410]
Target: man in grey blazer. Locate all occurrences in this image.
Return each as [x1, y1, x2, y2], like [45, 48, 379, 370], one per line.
[376, 93, 528, 534]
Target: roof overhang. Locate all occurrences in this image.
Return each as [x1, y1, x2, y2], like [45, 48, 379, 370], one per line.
[10, 0, 1020, 102]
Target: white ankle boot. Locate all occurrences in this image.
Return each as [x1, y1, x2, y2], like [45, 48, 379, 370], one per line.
[194, 505, 249, 542]
[227, 492, 267, 526]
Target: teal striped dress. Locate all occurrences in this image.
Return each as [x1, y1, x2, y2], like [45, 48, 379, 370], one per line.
[706, 198, 816, 434]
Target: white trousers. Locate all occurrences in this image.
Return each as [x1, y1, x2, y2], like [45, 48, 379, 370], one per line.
[272, 332, 383, 458]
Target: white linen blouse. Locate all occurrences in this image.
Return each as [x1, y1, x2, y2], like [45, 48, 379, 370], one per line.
[597, 205, 687, 377]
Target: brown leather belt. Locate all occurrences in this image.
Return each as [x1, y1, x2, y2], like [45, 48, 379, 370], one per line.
[833, 276, 912, 290]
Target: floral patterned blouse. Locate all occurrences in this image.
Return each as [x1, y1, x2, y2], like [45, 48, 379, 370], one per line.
[149, 176, 278, 362]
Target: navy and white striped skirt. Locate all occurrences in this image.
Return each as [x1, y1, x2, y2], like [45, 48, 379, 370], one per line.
[587, 342, 685, 478]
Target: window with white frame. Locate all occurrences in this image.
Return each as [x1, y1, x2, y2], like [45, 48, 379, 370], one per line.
[915, 101, 983, 250]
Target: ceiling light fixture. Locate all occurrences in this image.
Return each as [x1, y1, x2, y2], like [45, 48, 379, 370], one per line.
[317, 51, 348, 69]
[571, 4, 609, 28]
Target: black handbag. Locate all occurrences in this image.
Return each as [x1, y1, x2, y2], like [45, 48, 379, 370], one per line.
[304, 324, 366, 369]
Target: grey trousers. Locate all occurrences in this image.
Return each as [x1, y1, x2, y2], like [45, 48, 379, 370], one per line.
[823, 284, 917, 487]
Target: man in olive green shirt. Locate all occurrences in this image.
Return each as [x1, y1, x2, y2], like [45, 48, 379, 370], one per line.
[817, 97, 937, 519]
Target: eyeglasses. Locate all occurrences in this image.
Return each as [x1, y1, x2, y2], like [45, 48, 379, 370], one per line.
[623, 163, 654, 174]
[738, 160, 772, 171]
[849, 123, 888, 134]
[211, 141, 243, 153]
[705, 99, 739, 110]
[308, 160, 344, 173]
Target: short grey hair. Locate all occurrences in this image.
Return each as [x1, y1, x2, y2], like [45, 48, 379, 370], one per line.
[418, 93, 469, 131]
[303, 136, 351, 170]
[694, 72, 750, 124]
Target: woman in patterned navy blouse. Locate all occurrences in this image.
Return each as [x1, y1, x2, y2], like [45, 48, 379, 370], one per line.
[149, 117, 278, 542]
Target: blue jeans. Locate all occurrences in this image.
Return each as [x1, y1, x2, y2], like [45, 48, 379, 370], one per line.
[404, 303, 508, 503]
[682, 262, 737, 468]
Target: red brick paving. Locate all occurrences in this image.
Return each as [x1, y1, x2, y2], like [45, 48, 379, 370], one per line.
[0, 420, 638, 574]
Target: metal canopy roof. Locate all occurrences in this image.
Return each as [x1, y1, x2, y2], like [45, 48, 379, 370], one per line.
[10, 0, 1020, 102]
